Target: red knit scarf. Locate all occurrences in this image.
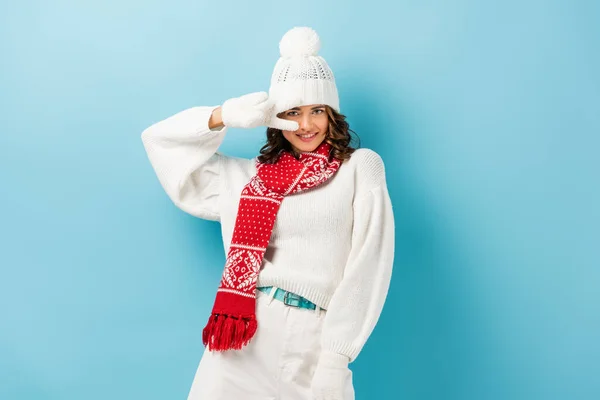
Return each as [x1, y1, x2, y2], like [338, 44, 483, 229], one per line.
[202, 142, 341, 351]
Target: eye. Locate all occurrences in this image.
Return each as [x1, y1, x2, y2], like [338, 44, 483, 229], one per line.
[313, 109, 324, 114]
[286, 111, 299, 116]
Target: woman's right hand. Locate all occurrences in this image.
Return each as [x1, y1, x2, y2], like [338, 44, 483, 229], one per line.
[218, 92, 299, 131]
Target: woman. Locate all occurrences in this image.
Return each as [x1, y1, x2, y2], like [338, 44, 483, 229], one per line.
[141, 27, 395, 400]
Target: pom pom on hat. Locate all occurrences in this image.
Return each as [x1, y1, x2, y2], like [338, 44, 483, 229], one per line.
[270, 26, 340, 112]
[279, 27, 321, 58]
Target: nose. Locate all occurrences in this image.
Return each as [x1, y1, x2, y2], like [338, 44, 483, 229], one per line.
[298, 113, 315, 132]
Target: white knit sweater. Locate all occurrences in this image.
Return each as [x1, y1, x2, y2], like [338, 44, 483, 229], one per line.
[141, 106, 395, 362]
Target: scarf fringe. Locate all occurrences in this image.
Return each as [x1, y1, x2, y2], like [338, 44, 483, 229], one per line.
[202, 314, 258, 351]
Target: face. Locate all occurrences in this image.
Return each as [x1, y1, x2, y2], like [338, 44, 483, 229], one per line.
[279, 104, 329, 153]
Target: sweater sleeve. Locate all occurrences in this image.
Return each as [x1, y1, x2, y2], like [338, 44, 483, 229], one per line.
[319, 152, 396, 363]
[141, 106, 227, 221]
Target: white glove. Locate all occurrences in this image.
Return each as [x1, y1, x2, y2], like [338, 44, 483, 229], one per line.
[220, 92, 299, 131]
[311, 352, 352, 400]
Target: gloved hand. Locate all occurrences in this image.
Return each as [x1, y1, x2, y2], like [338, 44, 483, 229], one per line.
[220, 92, 299, 131]
[311, 352, 352, 400]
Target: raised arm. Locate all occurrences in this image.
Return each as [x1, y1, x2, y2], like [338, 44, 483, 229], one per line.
[141, 92, 300, 221]
[141, 106, 227, 221]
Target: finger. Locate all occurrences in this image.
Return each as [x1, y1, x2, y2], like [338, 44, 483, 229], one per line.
[251, 110, 269, 125]
[238, 110, 265, 128]
[254, 98, 274, 113]
[268, 117, 299, 131]
[239, 91, 269, 106]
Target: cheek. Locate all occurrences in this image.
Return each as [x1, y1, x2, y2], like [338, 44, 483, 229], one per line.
[316, 116, 329, 132]
[282, 131, 296, 141]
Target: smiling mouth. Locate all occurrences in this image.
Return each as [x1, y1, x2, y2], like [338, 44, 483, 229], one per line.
[296, 132, 318, 140]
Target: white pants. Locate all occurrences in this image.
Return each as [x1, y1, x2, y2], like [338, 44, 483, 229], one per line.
[187, 287, 355, 400]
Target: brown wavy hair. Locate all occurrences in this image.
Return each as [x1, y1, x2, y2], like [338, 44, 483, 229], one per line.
[257, 106, 360, 164]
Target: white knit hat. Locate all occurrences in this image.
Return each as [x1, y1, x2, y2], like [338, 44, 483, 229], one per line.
[268, 27, 340, 113]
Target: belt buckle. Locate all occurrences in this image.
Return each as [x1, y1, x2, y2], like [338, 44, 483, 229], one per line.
[283, 291, 302, 307]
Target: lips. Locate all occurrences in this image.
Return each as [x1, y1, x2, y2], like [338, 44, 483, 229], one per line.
[296, 132, 318, 142]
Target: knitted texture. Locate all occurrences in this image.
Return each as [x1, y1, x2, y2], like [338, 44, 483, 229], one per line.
[141, 106, 395, 362]
[269, 27, 340, 113]
[220, 91, 300, 131]
[202, 142, 342, 351]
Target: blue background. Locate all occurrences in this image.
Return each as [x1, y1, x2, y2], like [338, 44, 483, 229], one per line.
[1, 1, 599, 399]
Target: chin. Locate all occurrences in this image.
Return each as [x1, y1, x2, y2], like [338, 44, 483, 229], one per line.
[295, 143, 320, 152]
[291, 136, 326, 153]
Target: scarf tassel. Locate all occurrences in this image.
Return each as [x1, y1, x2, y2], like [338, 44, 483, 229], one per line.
[202, 314, 258, 351]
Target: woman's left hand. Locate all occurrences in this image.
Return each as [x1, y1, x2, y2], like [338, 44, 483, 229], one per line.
[311, 352, 352, 400]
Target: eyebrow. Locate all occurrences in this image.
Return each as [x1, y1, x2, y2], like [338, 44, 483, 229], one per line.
[289, 105, 326, 111]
